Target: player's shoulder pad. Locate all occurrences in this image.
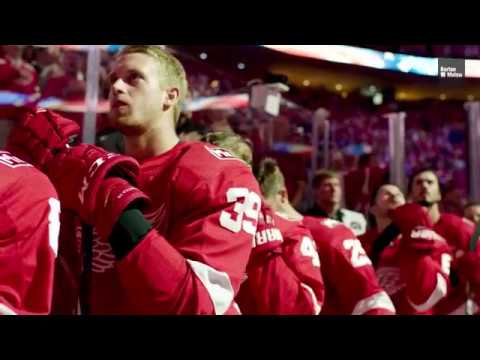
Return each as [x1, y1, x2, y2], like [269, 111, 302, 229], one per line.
[176, 141, 252, 178]
[304, 215, 355, 238]
[0, 151, 32, 167]
[441, 213, 472, 228]
[0, 151, 57, 198]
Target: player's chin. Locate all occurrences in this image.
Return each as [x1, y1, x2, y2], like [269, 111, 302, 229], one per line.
[112, 119, 146, 136]
[110, 112, 133, 128]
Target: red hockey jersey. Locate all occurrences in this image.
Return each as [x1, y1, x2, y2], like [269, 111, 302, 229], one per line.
[236, 205, 324, 315]
[59, 141, 261, 315]
[360, 227, 452, 315]
[433, 214, 479, 315]
[302, 215, 395, 315]
[0, 151, 59, 315]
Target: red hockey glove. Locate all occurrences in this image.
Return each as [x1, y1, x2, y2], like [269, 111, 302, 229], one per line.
[6, 108, 80, 170]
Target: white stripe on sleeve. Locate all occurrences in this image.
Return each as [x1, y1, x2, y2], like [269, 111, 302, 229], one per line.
[0, 303, 17, 315]
[300, 283, 322, 315]
[352, 291, 396, 315]
[408, 272, 447, 312]
[187, 259, 235, 315]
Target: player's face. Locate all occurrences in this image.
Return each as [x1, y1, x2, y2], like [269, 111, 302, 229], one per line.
[375, 184, 405, 216]
[314, 177, 342, 206]
[465, 205, 480, 224]
[108, 53, 169, 135]
[410, 171, 442, 204]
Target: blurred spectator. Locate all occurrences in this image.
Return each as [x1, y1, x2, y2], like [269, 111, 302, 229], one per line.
[268, 151, 308, 210]
[0, 45, 39, 120]
[305, 169, 367, 235]
[0, 45, 38, 94]
[344, 152, 388, 214]
[36, 47, 64, 90]
[42, 50, 86, 100]
[464, 202, 480, 225]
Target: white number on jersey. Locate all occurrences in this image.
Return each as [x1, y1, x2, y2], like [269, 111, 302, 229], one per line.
[300, 236, 321, 267]
[441, 253, 452, 275]
[343, 239, 372, 268]
[0, 152, 32, 168]
[48, 198, 61, 257]
[220, 188, 261, 235]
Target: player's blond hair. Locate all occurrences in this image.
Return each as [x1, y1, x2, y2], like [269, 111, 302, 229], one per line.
[118, 45, 188, 124]
[203, 131, 253, 166]
[256, 158, 286, 199]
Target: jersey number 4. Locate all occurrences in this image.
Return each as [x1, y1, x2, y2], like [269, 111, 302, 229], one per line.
[220, 188, 261, 235]
[343, 239, 372, 268]
[300, 236, 321, 267]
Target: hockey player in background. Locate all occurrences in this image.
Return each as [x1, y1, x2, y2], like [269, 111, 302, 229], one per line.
[250, 156, 394, 315]
[360, 184, 453, 314]
[406, 168, 479, 315]
[204, 132, 325, 315]
[0, 149, 59, 314]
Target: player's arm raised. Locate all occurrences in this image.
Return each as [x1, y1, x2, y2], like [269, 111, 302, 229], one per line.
[390, 203, 452, 312]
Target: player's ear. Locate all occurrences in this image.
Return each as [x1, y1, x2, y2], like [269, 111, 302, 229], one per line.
[163, 87, 180, 110]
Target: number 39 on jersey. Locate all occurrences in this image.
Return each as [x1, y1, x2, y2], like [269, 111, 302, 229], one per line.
[220, 188, 261, 235]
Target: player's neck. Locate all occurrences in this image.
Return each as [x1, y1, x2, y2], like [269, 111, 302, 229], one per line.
[427, 203, 441, 224]
[124, 121, 179, 161]
[376, 216, 392, 233]
[279, 202, 303, 222]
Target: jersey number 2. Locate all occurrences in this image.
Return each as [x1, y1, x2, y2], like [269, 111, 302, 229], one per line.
[343, 239, 372, 268]
[220, 188, 261, 235]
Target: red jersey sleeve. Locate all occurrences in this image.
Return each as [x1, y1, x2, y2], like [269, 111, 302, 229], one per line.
[115, 165, 261, 315]
[398, 230, 452, 313]
[0, 151, 59, 315]
[303, 216, 395, 315]
[428, 214, 477, 315]
[237, 254, 322, 315]
[236, 205, 322, 315]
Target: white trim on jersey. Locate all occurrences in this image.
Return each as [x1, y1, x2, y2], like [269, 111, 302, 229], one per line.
[300, 283, 322, 315]
[408, 272, 447, 312]
[187, 259, 235, 315]
[232, 302, 241, 315]
[352, 291, 396, 315]
[0, 303, 17, 315]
